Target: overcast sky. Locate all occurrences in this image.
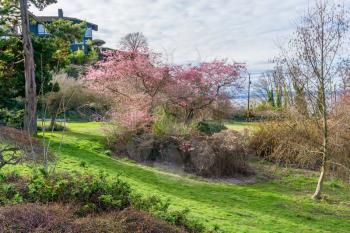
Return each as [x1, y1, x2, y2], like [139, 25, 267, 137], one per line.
[31, 0, 348, 74]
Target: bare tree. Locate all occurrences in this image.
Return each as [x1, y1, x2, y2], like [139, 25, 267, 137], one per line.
[254, 73, 274, 103]
[255, 66, 288, 110]
[120, 32, 148, 53]
[44, 74, 102, 128]
[279, 0, 349, 199]
[339, 59, 350, 94]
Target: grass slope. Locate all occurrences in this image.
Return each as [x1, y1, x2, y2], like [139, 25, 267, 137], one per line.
[36, 122, 350, 233]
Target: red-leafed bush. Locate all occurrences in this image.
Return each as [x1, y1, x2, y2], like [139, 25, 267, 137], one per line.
[0, 126, 51, 168]
[0, 204, 184, 233]
[0, 126, 45, 156]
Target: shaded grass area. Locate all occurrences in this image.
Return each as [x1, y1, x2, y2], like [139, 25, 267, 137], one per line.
[23, 122, 350, 232]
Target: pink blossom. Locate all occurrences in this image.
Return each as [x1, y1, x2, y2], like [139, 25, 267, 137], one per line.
[83, 49, 245, 125]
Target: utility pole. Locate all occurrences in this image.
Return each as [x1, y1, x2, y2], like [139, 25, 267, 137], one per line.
[247, 72, 251, 122]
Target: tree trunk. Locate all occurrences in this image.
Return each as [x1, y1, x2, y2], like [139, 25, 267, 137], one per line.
[313, 112, 328, 200]
[312, 159, 325, 200]
[50, 113, 57, 130]
[20, 0, 37, 135]
[312, 15, 328, 200]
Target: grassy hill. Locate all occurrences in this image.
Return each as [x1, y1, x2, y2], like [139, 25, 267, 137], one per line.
[17, 122, 350, 232]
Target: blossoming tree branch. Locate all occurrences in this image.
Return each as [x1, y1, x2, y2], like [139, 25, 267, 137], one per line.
[84, 48, 244, 128]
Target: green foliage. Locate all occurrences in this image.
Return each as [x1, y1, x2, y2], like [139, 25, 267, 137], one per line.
[0, 168, 205, 232]
[0, 35, 70, 117]
[87, 47, 98, 61]
[254, 101, 275, 112]
[0, 37, 25, 109]
[0, 183, 23, 205]
[275, 87, 282, 110]
[130, 193, 206, 233]
[283, 86, 289, 109]
[0, 4, 88, 126]
[195, 121, 227, 135]
[267, 90, 275, 108]
[45, 19, 86, 43]
[70, 48, 86, 64]
[79, 161, 87, 168]
[153, 107, 191, 137]
[0, 170, 132, 213]
[27, 172, 131, 212]
[68, 44, 98, 65]
[64, 65, 81, 78]
[131, 193, 170, 213]
[293, 81, 308, 116]
[0, 171, 23, 205]
[0, 0, 20, 36]
[0, 108, 24, 128]
[163, 208, 206, 233]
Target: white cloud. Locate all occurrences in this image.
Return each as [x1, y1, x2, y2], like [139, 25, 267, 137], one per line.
[30, 0, 348, 73]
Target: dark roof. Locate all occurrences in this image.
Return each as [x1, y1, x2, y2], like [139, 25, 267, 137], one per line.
[29, 12, 98, 31]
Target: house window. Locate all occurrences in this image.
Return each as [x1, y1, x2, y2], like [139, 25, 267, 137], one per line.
[38, 24, 47, 35]
[85, 27, 92, 38]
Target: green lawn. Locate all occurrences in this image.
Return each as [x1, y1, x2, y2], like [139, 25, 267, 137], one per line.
[224, 121, 258, 132]
[32, 122, 350, 232]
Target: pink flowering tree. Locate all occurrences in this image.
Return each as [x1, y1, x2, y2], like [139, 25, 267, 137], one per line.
[84, 49, 244, 127]
[84, 50, 169, 129]
[166, 61, 244, 122]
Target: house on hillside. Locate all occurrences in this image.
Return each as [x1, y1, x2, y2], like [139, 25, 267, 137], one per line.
[29, 9, 98, 53]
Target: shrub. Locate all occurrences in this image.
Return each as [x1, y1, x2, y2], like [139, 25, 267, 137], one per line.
[0, 204, 184, 233]
[254, 101, 275, 112]
[117, 208, 185, 233]
[249, 110, 350, 183]
[2, 171, 130, 213]
[0, 126, 47, 160]
[0, 126, 51, 170]
[186, 130, 254, 177]
[109, 123, 253, 178]
[105, 125, 137, 157]
[153, 107, 192, 137]
[249, 120, 322, 169]
[130, 193, 170, 213]
[0, 108, 24, 128]
[130, 193, 205, 233]
[162, 208, 205, 233]
[0, 171, 211, 232]
[74, 212, 126, 233]
[79, 161, 87, 168]
[71, 48, 86, 64]
[0, 204, 76, 233]
[27, 172, 131, 212]
[195, 121, 227, 135]
[65, 64, 81, 78]
[37, 122, 67, 132]
[0, 183, 23, 205]
[0, 146, 24, 170]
